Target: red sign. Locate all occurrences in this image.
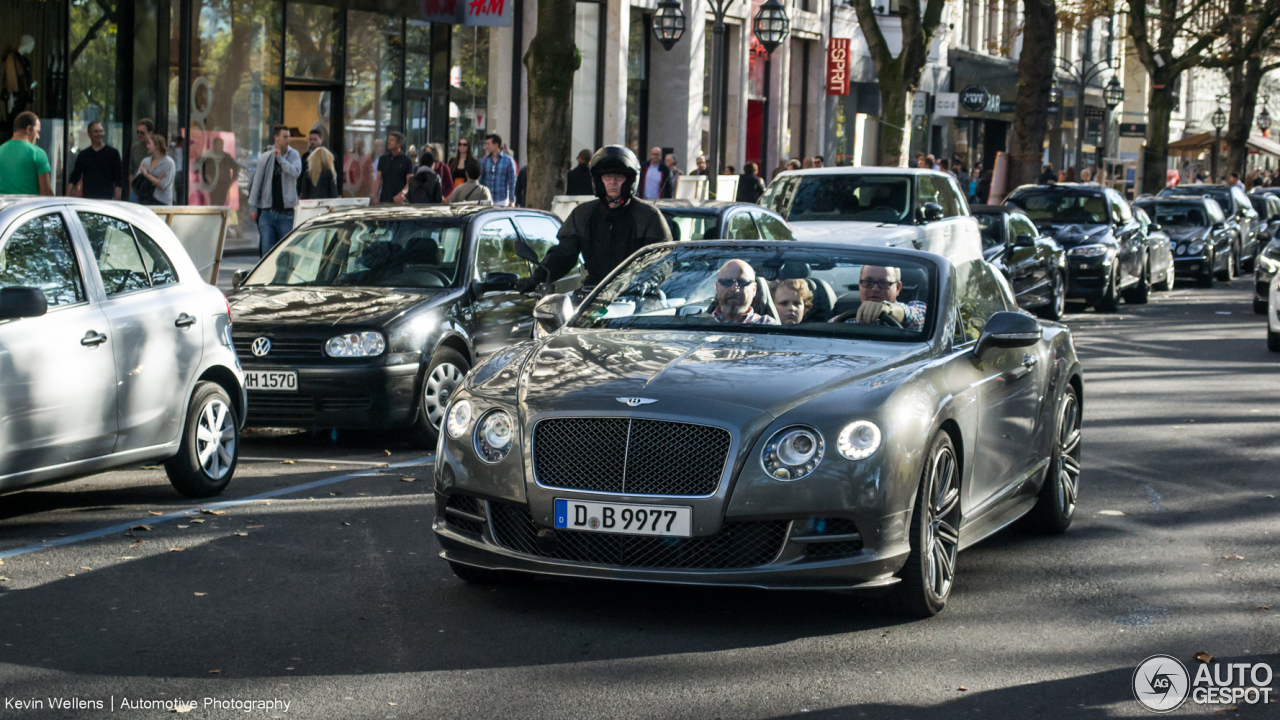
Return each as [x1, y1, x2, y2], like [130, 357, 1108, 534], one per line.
[827, 38, 850, 96]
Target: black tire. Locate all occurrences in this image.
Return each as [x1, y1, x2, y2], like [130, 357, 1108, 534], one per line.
[1217, 245, 1236, 282]
[1025, 384, 1081, 535]
[1198, 254, 1216, 288]
[1036, 270, 1066, 321]
[164, 381, 239, 498]
[1094, 267, 1120, 312]
[891, 431, 961, 619]
[1122, 261, 1150, 304]
[408, 347, 471, 449]
[448, 561, 527, 585]
[1256, 298, 1270, 315]
[1269, 328, 1280, 353]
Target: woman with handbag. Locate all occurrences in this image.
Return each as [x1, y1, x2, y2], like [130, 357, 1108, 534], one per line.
[135, 135, 175, 205]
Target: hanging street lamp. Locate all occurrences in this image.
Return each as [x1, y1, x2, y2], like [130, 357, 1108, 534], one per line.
[752, 0, 790, 178]
[652, 0, 687, 52]
[1211, 106, 1227, 182]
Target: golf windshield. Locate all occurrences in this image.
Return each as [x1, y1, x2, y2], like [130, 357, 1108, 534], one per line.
[572, 245, 938, 341]
[245, 219, 465, 288]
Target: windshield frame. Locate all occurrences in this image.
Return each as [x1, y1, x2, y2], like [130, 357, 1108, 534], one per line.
[242, 216, 472, 290]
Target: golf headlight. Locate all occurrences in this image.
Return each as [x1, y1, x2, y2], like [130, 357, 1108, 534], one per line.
[475, 409, 515, 463]
[1176, 243, 1188, 256]
[325, 331, 385, 357]
[762, 426, 824, 481]
[837, 420, 882, 460]
[446, 399, 473, 439]
[1067, 244, 1108, 257]
[1187, 240, 1205, 256]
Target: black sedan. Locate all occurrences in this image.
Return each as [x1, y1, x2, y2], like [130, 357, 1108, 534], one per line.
[1159, 184, 1259, 274]
[972, 205, 1067, 320]
[227, 206, 580, 446]
[653, 199, 794, 241]
[1247, 191, 1280, 245]
[1132, 206, 1177, 292]
[1134, 197, 1234, 287]
[1005, 184, 1151, 311]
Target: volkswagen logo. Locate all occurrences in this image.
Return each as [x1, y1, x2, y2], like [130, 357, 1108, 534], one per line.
[616, 397, 657, 407]
[250, 337, 272, 357]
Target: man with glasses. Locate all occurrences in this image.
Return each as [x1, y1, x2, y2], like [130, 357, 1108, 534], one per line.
[837, 265, 925, 330]
[127, 118, 155, 202]
[710, 260, 777, 324]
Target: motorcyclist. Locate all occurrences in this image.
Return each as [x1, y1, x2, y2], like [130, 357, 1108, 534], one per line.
[518, 145, 672, 292]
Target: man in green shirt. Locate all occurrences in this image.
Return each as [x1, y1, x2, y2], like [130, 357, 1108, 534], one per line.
[0, 111, 53, 196]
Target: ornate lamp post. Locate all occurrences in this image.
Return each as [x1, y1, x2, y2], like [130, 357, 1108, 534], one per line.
[1098, 76, 1124, 183]
[1058, 55, 1118, 177]
[753, 0, 790, 178]
[652, 0, 687, 52]
[1258, 106, 1272, 133]
[1211, 106, 1226, 182]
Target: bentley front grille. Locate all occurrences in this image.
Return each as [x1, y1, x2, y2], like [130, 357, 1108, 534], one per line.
[532, 418, 731, 496]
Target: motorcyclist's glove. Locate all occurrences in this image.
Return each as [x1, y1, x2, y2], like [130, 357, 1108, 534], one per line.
[515, 276, 540, 293]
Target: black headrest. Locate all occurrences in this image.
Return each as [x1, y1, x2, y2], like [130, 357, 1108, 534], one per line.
[402, 235, 439, 264]
[778, 261, 811, 280]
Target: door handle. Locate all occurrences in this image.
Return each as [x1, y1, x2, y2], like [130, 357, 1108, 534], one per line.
[81, 331, 108, 347]
[175, 313, 197, 328]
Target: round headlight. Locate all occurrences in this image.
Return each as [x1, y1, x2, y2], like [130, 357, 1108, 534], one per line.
[761, 425, 824, 481]
[475, 409, 515, 463]
[446, 399, 472, 439]
[1176, 243, 1187, 256]
[837, 420, 882, 460]
[1188, 240, 1205, 256]
[325, 331, 386, 357]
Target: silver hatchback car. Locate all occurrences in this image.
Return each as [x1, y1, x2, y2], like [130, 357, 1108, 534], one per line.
[0, 197, 245, 498]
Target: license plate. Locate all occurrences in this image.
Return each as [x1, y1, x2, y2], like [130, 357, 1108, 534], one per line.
[244, 370, 297, 392]
[1077, 263, 1090, 270]
[554, 498, 692, 537]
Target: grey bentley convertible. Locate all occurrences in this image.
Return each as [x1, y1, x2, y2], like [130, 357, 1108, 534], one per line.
[432, 240, 1083, 617]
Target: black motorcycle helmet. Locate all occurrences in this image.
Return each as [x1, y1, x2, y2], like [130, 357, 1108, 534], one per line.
[589, 145, 641, 203]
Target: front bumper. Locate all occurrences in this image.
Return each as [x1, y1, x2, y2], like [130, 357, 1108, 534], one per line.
[1064, 256, 1114, 299]
[242, 363, 419, 428]
[433, 493, 910, 591]
[1256, 256, 1279, 301]
[1175, 255, 1213, 279]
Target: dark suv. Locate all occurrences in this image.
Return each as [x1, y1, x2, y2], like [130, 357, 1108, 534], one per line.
[1159, 184, 1259, 276]
[1005, 184, 1153, 311]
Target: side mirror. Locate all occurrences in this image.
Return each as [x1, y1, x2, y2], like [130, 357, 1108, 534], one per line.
[469, 271, 519, 298]
[0, 286, 48, 320]
[1213, 221, 1226, 231]
[920, 202, 945, 223]
[232, 269, 248, 288]
[533, 293, 573, 333]
[1147, 223, 1163, 233]
[513, 237, 541, 265]
[974, 311, 1042, 357]
[1014, 233, 1036, 248]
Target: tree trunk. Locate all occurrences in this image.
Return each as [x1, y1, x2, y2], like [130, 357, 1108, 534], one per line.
[1007, 0, 1056, 188]
[523, 0, 578, 210]
[1224, 56, 1262, 181]
[876, 63, 909, 167]
[1141, 72, 1175, 194]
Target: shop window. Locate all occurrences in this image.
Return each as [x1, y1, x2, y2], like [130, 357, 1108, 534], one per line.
[572, 2, 602, 156]
[286, 4, 342, 82]
[345, 11, 404, 200]
[450, 25, 489, 160]
[69, 0, 123, 162]
[625, 9, 648, 155]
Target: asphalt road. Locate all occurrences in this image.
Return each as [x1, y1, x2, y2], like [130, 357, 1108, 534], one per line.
[1, 278, 1276, 719]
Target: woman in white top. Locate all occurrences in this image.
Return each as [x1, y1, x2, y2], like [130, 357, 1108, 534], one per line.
[138, 134, 176, 205]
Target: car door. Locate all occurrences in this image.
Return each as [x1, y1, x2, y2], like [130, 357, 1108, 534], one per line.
[1107, 190, 1142, 282]
[0, 209, 118, 480]
[76, 212, 204, 451]
[950, 259, 1049, 512]
[469, 216, 535, 358]
[1003, 213, 1045, 303]
[1233, 187, 1260, 258]
[514, 214, 580, 294]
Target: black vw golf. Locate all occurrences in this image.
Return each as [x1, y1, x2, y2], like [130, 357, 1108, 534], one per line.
[227, 206, 581, 446]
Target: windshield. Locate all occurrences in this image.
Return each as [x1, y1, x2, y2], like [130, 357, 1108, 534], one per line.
[245, 219, 465, 288]
[1137, 203, 1209, 227]
[572, 245, 936, 341]
[975, 214, 1002, 250]
[761, 174, 914, 225]
[1007, 190, 1110, 225]
[1161, 186, 1233, 210]
[662, 212, 719, 242]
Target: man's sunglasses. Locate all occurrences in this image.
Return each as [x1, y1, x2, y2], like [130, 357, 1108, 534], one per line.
[717, 278, 753, 288]
[860, 279, 899, 290]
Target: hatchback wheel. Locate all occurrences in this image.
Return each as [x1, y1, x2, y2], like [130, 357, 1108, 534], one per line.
[165, 381, 239, 498]
[1025, 384, 1081, 534]
[409, 347, 470, 448]
[892, 431, 961, 618]
[1036, 270, 1066, 321]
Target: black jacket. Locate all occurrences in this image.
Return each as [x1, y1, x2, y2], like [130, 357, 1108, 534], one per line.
[406, 166, 443, 204]
[736, 174, 765, 203]
[538, 198, 673, 286]
[566, 163, 593, 195]
[300, 168, 338, 200]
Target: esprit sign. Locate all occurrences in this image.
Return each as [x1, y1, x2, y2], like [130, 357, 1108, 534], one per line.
[827, 38, 850, 96]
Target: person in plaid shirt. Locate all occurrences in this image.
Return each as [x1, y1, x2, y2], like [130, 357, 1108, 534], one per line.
[480, 134, 517, 206]
[710, 260, 779, 325]
[832, 265, 927, 330]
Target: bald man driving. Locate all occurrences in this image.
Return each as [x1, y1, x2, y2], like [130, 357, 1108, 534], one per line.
[711, 260, 778, 324]
[835, 265, 927, 331]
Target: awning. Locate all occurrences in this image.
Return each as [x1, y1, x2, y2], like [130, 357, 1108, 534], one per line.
[1166, 132, 1280, 158]
[1246, 134, 1280, 157]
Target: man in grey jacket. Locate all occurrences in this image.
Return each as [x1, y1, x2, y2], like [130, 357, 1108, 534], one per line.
[248, 125, 302, 256]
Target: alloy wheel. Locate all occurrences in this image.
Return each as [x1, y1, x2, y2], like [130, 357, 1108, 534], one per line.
[424, 362, 464, 429]
[195, 399, 236, 480]
[925, 445, 961, 600]
[1054, 391, 1082, 517]
[1052, 271, 1066, 317]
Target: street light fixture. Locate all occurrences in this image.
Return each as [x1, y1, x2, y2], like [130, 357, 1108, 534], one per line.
[1104, 76, 1124, 109]
[1258, 106, 1271, 133]
[1211, 106, 1226, 183]
[752, 0, 790, 178]
[1057, 55, 1118, 177]
[652, 0, 687, 52]
[1097, 76, 1124, 182]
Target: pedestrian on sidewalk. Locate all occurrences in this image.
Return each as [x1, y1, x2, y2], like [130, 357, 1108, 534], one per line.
[665, 153, 682, 194]
[127, 119, 154, 202]
[377, 131, 413, 205]
[736, 162, 765, 204]
[567, 149, 594, 195]
[638, 146, 670, 200]
[297, 128, 323, 196]
[300, 146, 338, 200]
[690, 155, 710, 176]
[449, 138, 480, 191]
[248, 124, 301, 256]
[406, 150, 443, 204]
[479, 133, 516, 206]
[429, 143, 454, 191]
[448, 162, 493, 204]
[1039, 163, 1056, 184]
[514, 165, 528, 207]
[786, 158, 802, 171]
[812, 155, 825, 168]
[68, 121, 122, 200]
[0, 111, 52, 196]
[135, 134, 176, 205]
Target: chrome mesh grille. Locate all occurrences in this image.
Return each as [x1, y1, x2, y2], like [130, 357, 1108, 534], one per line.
[488, 502, 786, 569]
[444, 495, 484, 535]
[533, 418, 731, 496]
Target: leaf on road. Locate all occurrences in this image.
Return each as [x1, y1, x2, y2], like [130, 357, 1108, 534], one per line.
[200, 509, 225, 516]
[170, 706, 193, 713]
[1258, 606, 1271, 611]
[148, 511, 163, 516]
[1098, 510, 1125, 516]
[133, 538, 146, 544]
[330, 491, 343, 496]
[342, 522, 351, 526]
[957, 686, 968, 692]
[401, 477, 416, 482]
[168, 547, 185, 552]
[282, 459, 297, 465]
[1215, 706, 1237, 714]
[139, 465, 163, 470]
[189, 518, 204, 524]
[65, 573, 75, 577]
[79, 566, 91, 571]
[1223, 555, 1244, 560]
[208, 669, 220, 674]
[194, 592, 207, 596]
[384, 449, 392, 456]
[329, 466, 337, 469]
[388, 702, 397, 706]
[0, 577, 9, 582]
[234, 532, 248, 537]
[246, 525, 264, 529]
[177, 525, 189, 529]
[1196, 651, 1214, 663]
[131, 524, 153, 531]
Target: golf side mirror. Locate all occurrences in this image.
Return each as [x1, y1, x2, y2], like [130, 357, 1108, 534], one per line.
[1014, 233, 1036, 248]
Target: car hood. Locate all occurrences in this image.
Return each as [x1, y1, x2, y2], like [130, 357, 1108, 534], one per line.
[228, 286, 446, 327]
[1035, 222, 1113, 247]
[1163, 226, 1210, 242]
[518, 329, 922, 425]
[789, 221, 919, 247]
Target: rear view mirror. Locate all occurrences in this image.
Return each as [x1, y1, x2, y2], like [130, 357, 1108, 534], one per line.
[975, 311, 1042, 357]
[513, 237, 541, 265]
[0, 287, 48, 320]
